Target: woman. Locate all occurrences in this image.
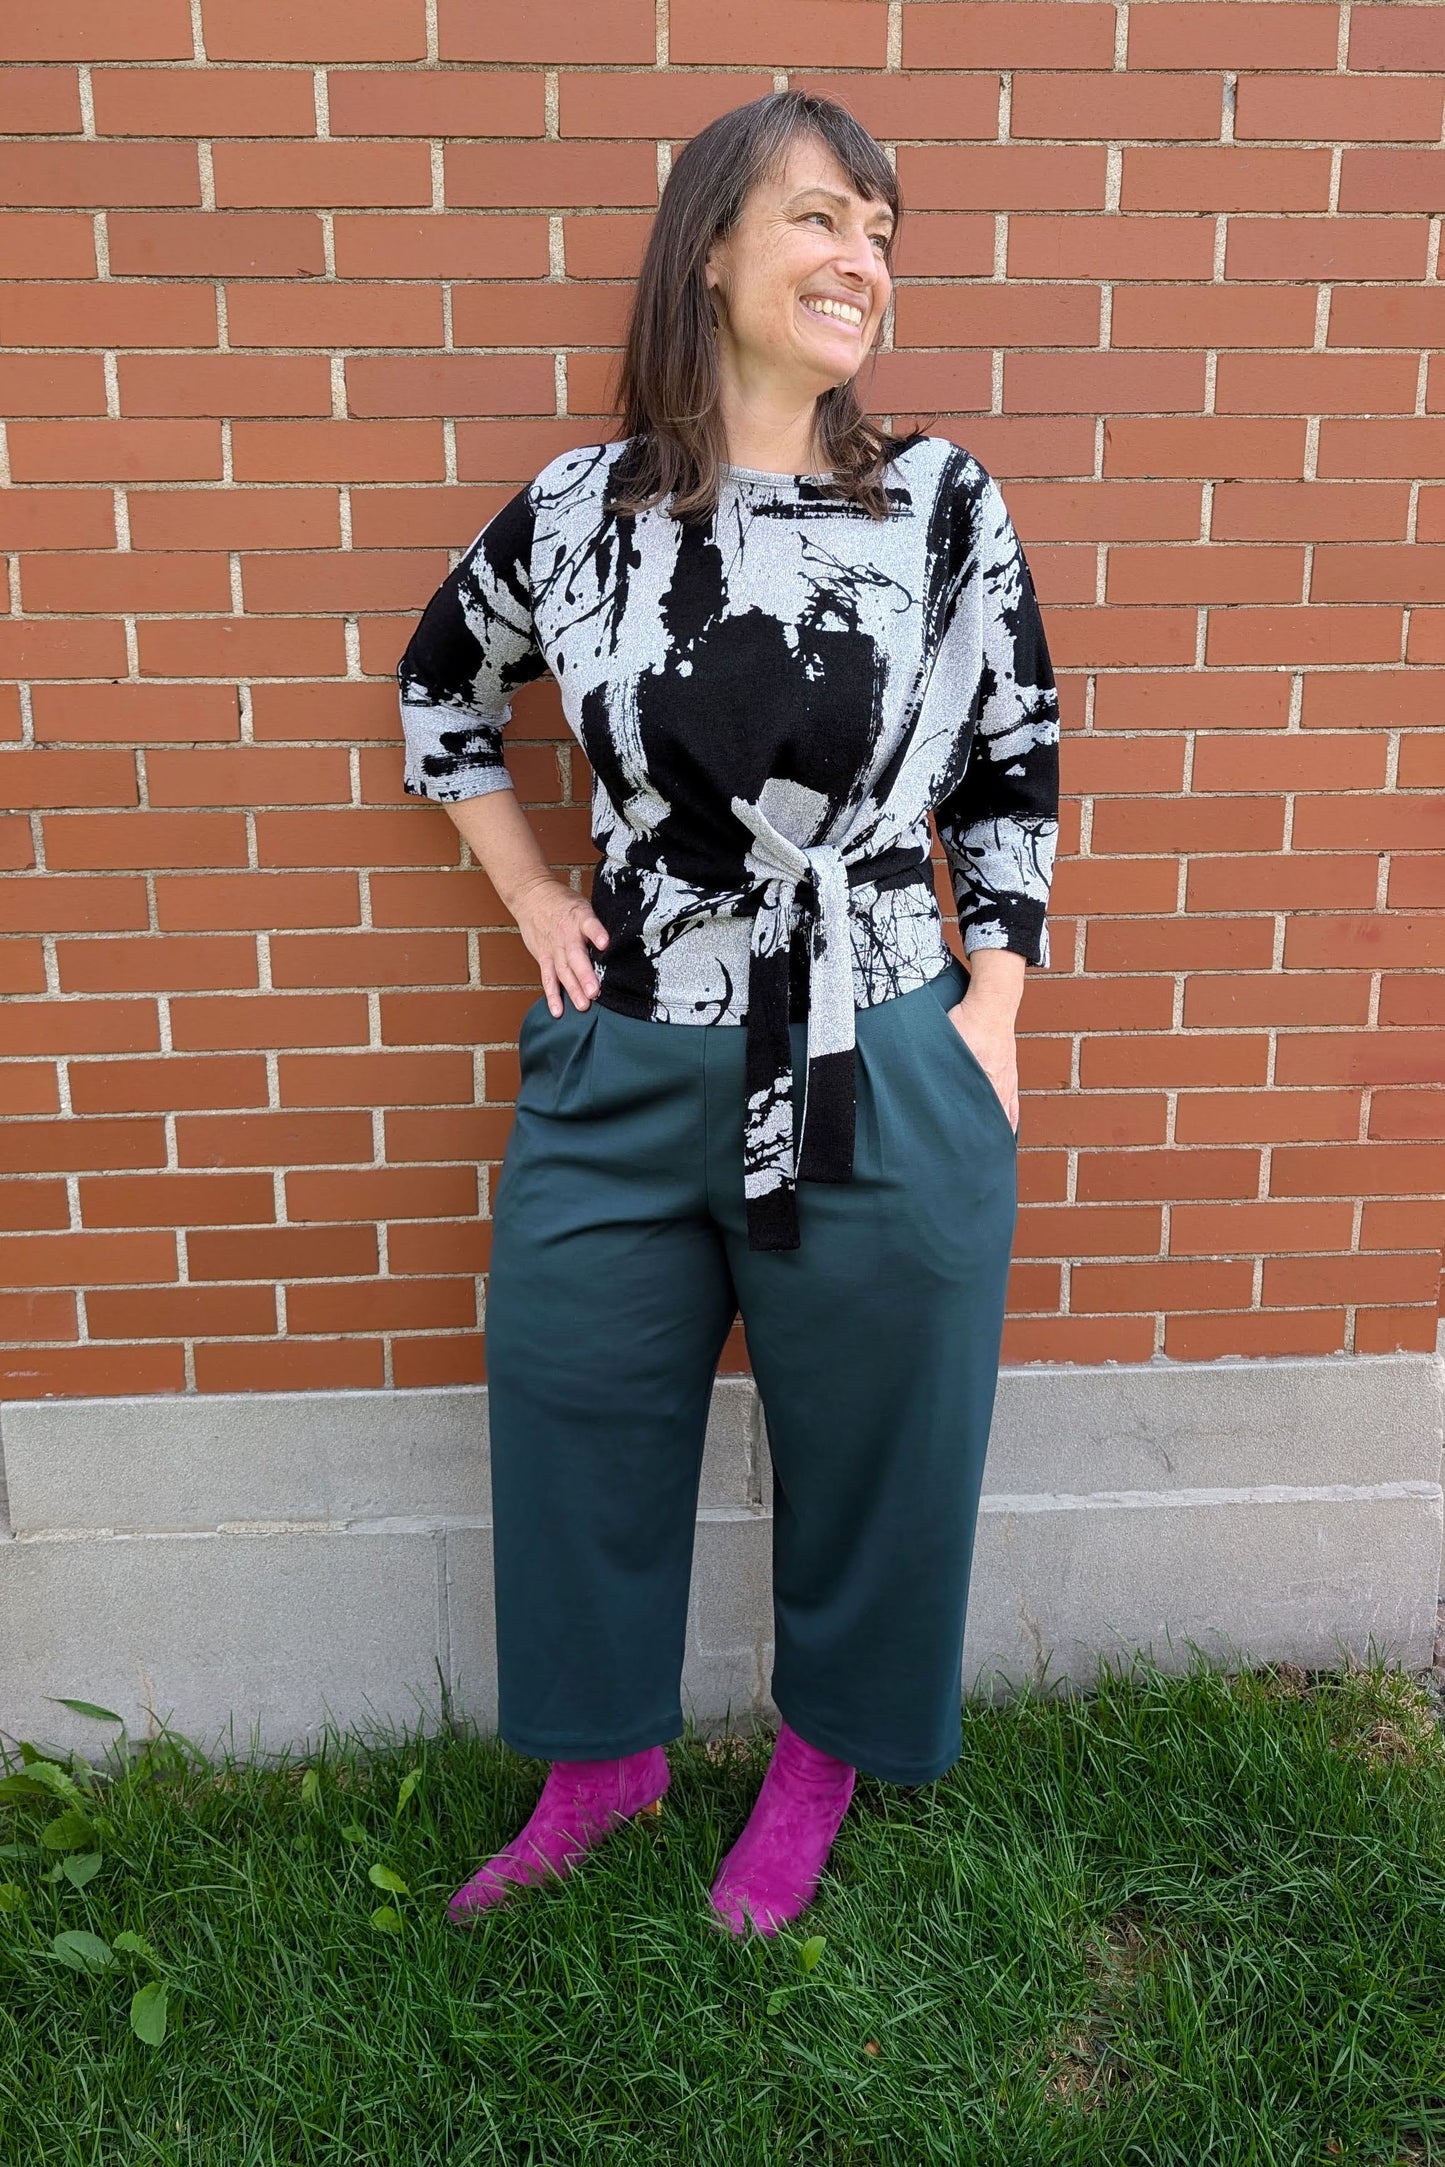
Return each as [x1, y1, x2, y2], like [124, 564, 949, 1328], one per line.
[396, 91, 1060, 1939]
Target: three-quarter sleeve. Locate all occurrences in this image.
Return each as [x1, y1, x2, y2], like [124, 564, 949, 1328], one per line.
[931, 468, 1061, 969]
[396, 483, 551, 803]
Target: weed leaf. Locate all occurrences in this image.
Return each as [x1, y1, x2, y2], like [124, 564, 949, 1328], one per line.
[130, 1981, 169, 2047]
[50, 1930, 113, 1972]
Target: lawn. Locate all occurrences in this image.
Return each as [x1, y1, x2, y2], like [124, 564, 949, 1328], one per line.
[3, 1652, 1445, 2165]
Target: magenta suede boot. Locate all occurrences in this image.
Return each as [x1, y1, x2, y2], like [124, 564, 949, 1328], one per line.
[709, 1718, 857, 1938]
[446, 1744, 669, 1925]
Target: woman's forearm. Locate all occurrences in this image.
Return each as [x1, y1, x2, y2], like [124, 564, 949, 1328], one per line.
[442, 785, 556, 921]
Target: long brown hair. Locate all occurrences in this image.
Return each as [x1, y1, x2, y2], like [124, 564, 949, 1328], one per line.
[603, 91, 936, 526]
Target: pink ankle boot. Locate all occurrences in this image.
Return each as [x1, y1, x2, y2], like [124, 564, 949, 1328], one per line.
[447, 1744, 669, 1925]
[709, 1718, 857, 1938]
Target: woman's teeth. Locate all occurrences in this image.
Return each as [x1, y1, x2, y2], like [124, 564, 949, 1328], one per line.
[801, 297, 863, 326]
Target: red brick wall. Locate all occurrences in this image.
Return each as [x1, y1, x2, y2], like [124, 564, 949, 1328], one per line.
[3, 0, 1443, 1398]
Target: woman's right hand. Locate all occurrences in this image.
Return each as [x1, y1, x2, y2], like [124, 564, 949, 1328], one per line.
[514, 877, 611, 1017]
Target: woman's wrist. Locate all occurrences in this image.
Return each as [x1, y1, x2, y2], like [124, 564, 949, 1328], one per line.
[960, 944, 1026, 1024]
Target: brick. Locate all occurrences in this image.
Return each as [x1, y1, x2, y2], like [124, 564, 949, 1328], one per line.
[226, 282, 445, 353]
[186, 1222, 379, 1280]
[0, 939, 46, 994]
[8, 419, 222, 482]
[327, 68, 543, 139]
[92, 67, 317, 136]
[0, 1343, 185, 1395]
[269, 930, 469, 989]
[257, 808, 460, 869]
[0, 66, 83, 133]
[678, 0, 887, 64]
[285, 1164, 476, 1221]
[213, 141, 432, 210]
[438, 0, 654, 63]
[0, 1229, 178, 1288]
[1350, 6, 1445, 73]
[231, 420, 443, 482]
[368, 868, 501, 928]
[0, 1064, 60, 1115]
[1127, 5, 1341, 72]
[78, 1170, 275, 1224]
[2, 2, 194, 60]
[88, 1283, 279, 1337]
[0, 141, 199, 208]
[0, 1290, 76, 1340]
[334, 213, 546, 281]
[250, 682, 395, 742]
[0, 212, 95, 277]
[0, 815, 35, 872]
[174, 1108, 375, 1166]
[107, 211, 325, 278]
[0, 1117, 167, 1176]
[388, 1218, 490, 1273]
[0, 354, 106, 416]
[119, 354, 333, 418]
[446, 141, 656, 211]
[343, 356, 555, 422]
[276, 1049, 475, 1106]
[138, 617, 345, 678]
[6, 999, 160, 1057]
[380, 988, 529, 1045]
[44, 811, 247, 871]
[202, 0, 426, 60]
[67, 1053, 267, 1118]
[54, 935, 255, 995]
[0, 1179, 69, 1233]
[905, 2, 1114, 70]
[384, 1106, 515, 1164]
[155, 871, 361, 932]
[169, 993, 369, 1052]
[448, 283, 628, 355]
[1, 286, 216, 355]
[391, 1334, 485, 1387]
[129, 487, 343, 550]
[286, 1276, 475, 1334]
[0, 875, 147, 936]
[144, 747, 351, 807]
[193, 1338, 385, 1391]
[0, 488, 116, 550]
[31, 683, 241, 745]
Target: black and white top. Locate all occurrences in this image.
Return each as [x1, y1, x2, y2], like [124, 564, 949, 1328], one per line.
[396, 431, 1060, 1252]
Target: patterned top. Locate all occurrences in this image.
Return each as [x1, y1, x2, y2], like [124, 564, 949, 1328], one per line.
[396, 431, 1060, 1253]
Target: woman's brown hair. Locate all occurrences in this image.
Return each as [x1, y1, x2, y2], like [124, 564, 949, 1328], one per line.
[603, 90, 936, 527]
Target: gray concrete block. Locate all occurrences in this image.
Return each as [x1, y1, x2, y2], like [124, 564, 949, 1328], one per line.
[0, 1375, 758, 1535]
[983, 1351, 1444, 1495]
[0, 1530, 446, 1761]
[963, 1486, 1442, 1699]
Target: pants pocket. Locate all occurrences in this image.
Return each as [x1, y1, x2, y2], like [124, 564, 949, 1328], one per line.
[923, 978, 1020, 1154]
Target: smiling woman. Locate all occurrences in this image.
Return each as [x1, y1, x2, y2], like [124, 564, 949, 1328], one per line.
[604, 97, 909, 521]
[394, 90, 1060, 1944]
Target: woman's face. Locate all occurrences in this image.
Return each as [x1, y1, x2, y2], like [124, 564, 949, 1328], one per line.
[704, 135, 894, 402]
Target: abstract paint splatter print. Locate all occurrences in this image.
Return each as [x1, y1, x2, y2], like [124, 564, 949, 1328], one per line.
[397, 433, 1060, 1251]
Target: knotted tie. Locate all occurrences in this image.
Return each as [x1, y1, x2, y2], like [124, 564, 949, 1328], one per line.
[731, 790, 928, 1253]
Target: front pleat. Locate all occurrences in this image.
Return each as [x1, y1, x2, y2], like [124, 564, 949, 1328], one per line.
[547, 999, 600, 1118]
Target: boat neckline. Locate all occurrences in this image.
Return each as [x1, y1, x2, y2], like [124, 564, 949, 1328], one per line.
[718, 462, 837, 484]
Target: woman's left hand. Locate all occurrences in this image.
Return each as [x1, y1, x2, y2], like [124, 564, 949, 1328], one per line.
[944, 998, 1020, 1134]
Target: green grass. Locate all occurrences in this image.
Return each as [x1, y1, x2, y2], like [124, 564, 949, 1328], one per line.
[4, 1652, 1445, 2165]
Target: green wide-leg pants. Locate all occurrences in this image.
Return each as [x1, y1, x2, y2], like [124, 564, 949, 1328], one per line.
[482, 953, 1018, 1788]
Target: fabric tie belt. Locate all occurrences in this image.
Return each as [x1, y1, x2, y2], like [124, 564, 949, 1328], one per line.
[731, 790, 933, 1253]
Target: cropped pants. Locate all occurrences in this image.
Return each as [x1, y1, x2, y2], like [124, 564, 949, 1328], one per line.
[482, 952, 1019, 1788]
